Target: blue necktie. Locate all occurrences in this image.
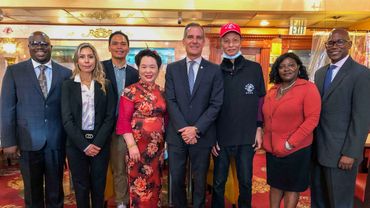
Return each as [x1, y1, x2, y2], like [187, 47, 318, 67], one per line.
[323, 65, 337, 92]
[188, 61, 196, 94]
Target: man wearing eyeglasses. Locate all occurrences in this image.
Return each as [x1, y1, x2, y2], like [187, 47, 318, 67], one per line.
[1, 31, 71, 208]
[311, 28, 370, 208]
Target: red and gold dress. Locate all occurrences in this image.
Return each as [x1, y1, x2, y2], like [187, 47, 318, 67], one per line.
[116, 80, 166, 208]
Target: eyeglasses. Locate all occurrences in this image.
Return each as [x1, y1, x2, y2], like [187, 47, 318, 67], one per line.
[29, 41, 50, 48]
[278, 63, 297, 70]
[325, 39, 349, 47]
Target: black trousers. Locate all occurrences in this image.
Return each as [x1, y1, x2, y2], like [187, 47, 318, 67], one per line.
[67, 143, 110, 208]
[311, 161, 358, 208]
[212, 145, 255, 208]
[168, 143, 211, 208]
[19, 148, 65, 208]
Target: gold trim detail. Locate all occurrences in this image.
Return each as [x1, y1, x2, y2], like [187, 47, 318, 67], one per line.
[88, 28, 112, 38]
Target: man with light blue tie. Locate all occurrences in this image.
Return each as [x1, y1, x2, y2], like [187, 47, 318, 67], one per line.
[165, 22, 224, 208]
[311, 28, 370, 208]
[1, 31, 71, 208]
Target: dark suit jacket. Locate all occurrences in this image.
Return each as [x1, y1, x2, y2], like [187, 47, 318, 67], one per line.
[314, 56, 370, 168]
[102, 59, 139, 112]
[61, 79, 115, 151]
[165, 58, 224, 147]
[0, 59, 71, 151]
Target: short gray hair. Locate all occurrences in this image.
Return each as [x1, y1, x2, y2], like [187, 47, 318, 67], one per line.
[183, 22, 205, 40]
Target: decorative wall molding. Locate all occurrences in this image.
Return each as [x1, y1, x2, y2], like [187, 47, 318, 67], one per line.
[0, 25, 184, 41]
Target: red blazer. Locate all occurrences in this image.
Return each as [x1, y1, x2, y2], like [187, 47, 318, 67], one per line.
[262, 79, 321, 157]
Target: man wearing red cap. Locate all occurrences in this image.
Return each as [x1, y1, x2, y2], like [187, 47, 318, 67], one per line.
[211, 23, 266, 208]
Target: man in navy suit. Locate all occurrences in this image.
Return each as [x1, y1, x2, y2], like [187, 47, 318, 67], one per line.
[102, 31, 139, 208]
[165, 22, 224, 208]
[0, 31, 71, 208]
[311, 28, 370, 208]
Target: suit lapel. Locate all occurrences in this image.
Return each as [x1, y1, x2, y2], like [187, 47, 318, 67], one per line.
[94, 82, 103, 118]
[48, 61, 60, 98]
[316, 65, 328, 97]
[73, 82, 83, 123]
[322, 58, 351, 101]
[106, 60, 118, 95]
[25, 59, 45, 98]
[191, 58, 207, 99]
[179, 58, 191, 98]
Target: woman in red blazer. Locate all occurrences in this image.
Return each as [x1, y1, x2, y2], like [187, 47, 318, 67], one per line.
[262, 52, 321, 208]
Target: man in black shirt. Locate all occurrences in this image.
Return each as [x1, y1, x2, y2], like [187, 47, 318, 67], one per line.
[211, 23, 266, 208]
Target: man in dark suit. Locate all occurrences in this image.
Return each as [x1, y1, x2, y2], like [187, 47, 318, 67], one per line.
[0, 31, 71, 208]
[102, 31, 139, 208]
[311, 28, 370, 208]
[165, 22, 224, 208]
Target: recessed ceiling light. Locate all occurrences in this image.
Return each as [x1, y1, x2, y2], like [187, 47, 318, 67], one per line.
[126, 18, 135, 24]
[260, 20, 269, 26]
[58, 17, 68, 23]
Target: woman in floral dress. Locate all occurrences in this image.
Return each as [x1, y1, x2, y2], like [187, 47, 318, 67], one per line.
[116, 49, 166, 207]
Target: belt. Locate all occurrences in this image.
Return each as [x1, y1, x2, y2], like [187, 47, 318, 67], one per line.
[82, 130, 94, 140]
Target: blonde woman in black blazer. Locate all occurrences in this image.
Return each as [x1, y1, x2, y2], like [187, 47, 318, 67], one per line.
[61, 43, 115, 208]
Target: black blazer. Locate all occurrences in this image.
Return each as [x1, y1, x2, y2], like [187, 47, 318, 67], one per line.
[102, 59, 139, 112]
[314, 56, 370, 167]
[61, 79, 115, 151]
[165, 58, 224, 147]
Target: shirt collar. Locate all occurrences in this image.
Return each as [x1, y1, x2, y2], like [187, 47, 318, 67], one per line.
[330, 55, 349, 68]
[113, 63, 127, 70]
[74, 74, 82, 83]
[186, 56, 202, 65]
[31, 59, 52, 69]
[74, 74, 95, 87]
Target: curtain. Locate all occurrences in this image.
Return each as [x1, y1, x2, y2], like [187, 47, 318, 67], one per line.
[308, 31, 370, 80]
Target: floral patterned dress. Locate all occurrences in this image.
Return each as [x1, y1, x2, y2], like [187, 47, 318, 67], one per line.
[116, 80, 166, 208]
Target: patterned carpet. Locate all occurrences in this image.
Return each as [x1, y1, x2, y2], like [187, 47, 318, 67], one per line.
[0, 151, 311, 208]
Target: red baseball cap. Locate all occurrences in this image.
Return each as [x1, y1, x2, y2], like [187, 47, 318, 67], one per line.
[220, 23, 241, 38]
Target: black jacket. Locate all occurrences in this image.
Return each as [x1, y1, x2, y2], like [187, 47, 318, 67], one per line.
[102, 59, 139, 113]
[217, 55, 266, 146]
[61, 79, 115, 151]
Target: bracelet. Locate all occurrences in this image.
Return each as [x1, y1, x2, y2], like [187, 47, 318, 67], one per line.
[127, 143, 137, 149]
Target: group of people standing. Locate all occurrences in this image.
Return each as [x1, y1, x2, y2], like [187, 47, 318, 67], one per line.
[0, 21, 370, 208]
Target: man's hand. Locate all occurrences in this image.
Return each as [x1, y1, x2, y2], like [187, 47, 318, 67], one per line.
[3, 146, 20, 159]
[179, 126, 199, 144]
[338, 155, 355, 170]
[211, 142, 220, 157]
[252, 127, 263, 151]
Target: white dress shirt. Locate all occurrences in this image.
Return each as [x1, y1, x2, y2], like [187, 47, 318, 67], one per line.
[330, 55, 349, 81]
[32, 59, 53, 92]
[186, 56, 202, 81]
[74, 74, 95, 131]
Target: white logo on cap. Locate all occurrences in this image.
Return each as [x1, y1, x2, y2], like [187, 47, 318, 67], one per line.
[227, 24, 235, 29]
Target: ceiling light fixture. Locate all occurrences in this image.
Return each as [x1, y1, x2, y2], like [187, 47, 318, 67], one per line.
[58, 17, 68, 23]
[260, 20, 269, 26]
[126, 18, 135, 24]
